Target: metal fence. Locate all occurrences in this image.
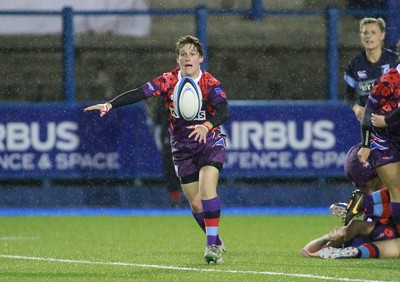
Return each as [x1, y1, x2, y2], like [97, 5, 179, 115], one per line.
[0, 5, 398, 103]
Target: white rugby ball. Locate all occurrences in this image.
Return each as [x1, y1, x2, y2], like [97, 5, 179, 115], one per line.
[173, 77, 202, 121]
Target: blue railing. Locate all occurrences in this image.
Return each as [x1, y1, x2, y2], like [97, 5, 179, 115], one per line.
[0, 6, 397, 103]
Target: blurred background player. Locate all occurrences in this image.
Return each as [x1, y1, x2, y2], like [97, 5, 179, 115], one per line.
[343, 17, 398, 122]
[146, 97, 183, 208]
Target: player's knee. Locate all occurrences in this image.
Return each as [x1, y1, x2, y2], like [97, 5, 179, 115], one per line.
[189, 200, 203, 213]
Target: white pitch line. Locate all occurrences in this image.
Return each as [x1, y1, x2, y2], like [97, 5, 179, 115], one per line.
[0, 254, 387, 282]
[0, 237, 37, 240]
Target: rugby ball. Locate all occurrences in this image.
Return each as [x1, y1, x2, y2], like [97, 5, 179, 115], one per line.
[173, 77, 202, 121]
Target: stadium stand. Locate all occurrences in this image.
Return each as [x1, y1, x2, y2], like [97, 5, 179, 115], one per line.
[0, 0, 393, 209]
[0, 0, 360, 102]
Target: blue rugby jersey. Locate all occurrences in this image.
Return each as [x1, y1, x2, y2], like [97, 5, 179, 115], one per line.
[344, 48, 398, 107]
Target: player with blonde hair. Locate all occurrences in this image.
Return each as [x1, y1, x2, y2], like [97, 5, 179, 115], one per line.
[343, 17, 398, 121]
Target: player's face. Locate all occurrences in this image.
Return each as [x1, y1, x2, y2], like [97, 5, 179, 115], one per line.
[360, 23, 385, 51]
[177, 44, 203, 78]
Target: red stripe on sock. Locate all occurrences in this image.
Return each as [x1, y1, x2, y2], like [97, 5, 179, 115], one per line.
[380, 188, 390, 203]
[204, 218, 220, 227]
[362, 243, 379, 258]
[362, 243, 377, 258]
[381, 203, 391, 219]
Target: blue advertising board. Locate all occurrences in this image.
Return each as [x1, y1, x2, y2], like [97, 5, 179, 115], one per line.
[222, 101, 359, 178]
[0, 101, 359, 179]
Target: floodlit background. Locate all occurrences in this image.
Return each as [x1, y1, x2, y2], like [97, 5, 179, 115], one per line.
[0, 0, 397, 209]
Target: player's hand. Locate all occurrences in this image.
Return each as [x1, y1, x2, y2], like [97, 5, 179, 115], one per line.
[299, 248, 313, 258]
[352, 104, 365, 122]
[371, 113, 387, 128]
[357, 147, 371, 166]
[83, 103, 111, 117]
[187, 123, 210, 143]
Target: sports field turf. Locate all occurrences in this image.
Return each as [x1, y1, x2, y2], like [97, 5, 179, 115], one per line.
[0, 214, 397, 281]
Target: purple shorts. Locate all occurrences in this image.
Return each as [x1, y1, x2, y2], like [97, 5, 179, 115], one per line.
[368, 133, 400, 168]
[370, 222, 399, 241]
[171, 131, 226, 184]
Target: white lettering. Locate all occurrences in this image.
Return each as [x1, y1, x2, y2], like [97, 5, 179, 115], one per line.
[288, 121, 312, 150]
[313, 120, 335, 149]
[225, 150, 345, 170]
[224, 120, 336, 150]
[264, 121, 287, 149]
[7, 122, 30, 151]
[31, 122, 56, 151]
[242, 122, 263, 150]
[0, 153, 35, 170]
[37, 153, 52, 170]
[311, 151, 346, 168]
[0, 121, 79, 152]
[0, 124, 5, 151]
[225, 151, 292, 169]
[56, 152, 120, 170]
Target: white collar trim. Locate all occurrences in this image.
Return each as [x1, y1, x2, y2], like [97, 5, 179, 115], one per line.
[178, 69, 202, 83]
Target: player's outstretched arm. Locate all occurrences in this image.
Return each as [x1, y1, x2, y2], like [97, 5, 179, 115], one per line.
[300, 234, 331, 258]
[83, 102, 111, 117]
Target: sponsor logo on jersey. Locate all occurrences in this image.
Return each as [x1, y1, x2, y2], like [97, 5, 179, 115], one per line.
[367, 95, 378, 104]
[381, 64, 390, 74]
[169, 108, 206, 120]
[358, 81, 374, 93]
[146, 82, 154, 91]
[215, 87, 226, 98]
[357, 70, 367, 79]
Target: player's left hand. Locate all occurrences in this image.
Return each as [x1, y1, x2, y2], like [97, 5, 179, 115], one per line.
[83, 103, 111, 117]
[357, 147, 371, 166]
[371, 113, 387, 128]
[187, 124, 209, 143]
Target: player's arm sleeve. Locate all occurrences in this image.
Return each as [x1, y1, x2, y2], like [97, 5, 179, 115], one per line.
[108, 87, 147, 109]
[208, 102, 229, 128]
[344, 85, 357, 108]
[360, 105, 373, 148]
[384, 107, 400, 126]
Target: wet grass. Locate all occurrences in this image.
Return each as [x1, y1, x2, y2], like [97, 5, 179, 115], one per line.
[0, 215, 397, 281]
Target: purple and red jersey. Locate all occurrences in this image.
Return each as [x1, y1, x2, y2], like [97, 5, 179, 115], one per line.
[141, 68, 227, 143]
[367, 64, 400, 140]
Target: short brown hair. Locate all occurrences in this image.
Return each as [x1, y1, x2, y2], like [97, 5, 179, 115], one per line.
[359, 17, 386, 33]
[175, 35, 203, 57]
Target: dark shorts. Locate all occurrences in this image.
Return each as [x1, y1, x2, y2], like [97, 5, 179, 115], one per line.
[171, 131, 226, 184]
[368, 133, 400, 168]
[370, 221, 399, 241]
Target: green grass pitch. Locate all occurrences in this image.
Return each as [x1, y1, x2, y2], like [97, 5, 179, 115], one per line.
[0, 214, 397, 281]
